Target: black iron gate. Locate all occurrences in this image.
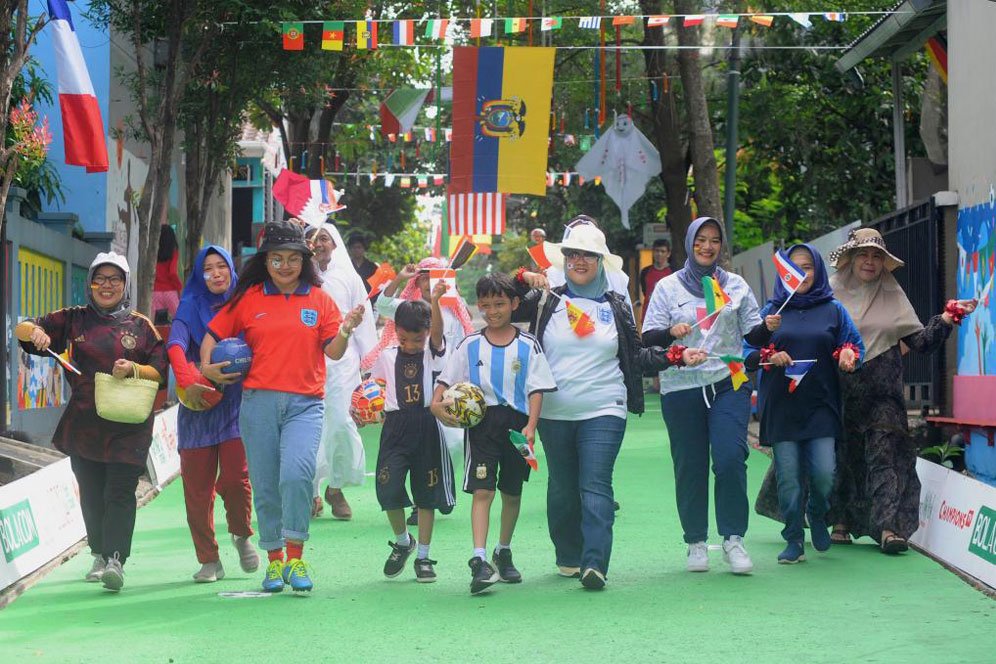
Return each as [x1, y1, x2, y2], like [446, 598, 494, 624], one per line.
[866, 198, 943, 409]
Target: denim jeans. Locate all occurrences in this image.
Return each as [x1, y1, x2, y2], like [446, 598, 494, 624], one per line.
[537, 415, 626, 574]
[660, 378, 750, 543]
[772, 437, 836, 544]
[239, 389, 324, 551]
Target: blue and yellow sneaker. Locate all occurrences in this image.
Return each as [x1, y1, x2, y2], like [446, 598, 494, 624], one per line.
[261, 559, 285, 593]
[284, 558, 313, 592]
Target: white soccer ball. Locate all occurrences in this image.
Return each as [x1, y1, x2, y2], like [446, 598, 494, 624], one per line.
[442, 382, 487, 428]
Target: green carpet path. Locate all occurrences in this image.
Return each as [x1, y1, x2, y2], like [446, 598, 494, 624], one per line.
[1, 401, 992, 663]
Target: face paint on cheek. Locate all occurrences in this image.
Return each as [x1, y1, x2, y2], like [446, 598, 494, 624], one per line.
[567, 263, 575, 271]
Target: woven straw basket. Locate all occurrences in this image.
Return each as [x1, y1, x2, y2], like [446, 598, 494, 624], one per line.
[94, 372, 158, 424]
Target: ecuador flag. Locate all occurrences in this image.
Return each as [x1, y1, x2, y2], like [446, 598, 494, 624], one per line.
[450, 47, 555, 196]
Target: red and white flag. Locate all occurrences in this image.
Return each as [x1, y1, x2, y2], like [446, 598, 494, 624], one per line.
[48, 0, 108, 172]
[447, 192, 506, 236]
[429, 268, 458, 305]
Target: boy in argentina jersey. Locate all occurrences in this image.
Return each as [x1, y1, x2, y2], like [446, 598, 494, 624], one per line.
[432, 273, 557, 595]
[366, 282, 453, 583]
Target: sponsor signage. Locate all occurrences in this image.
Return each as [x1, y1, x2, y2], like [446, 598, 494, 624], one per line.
[147, 405, 180, 490]
[912, 459, 996, 588]
[0, 458, 85, 591]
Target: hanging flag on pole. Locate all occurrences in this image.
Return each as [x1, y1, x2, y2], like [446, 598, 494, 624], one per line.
[646, 15, 670, 27]
[772, 249, 807, 314]
[788, 13, 813, 28]
[578, 17, 602, 30]
[47, 0, 109, 172]
[470, 18, 494, 38]
[716, 15, 739, 28]
[541, 17, 563, 32]
[379, 88, 431, 137]
[393, 19, 414, 46]
[449, 46, 555, 195]
[321, 21, 345, 50]
[356, 20, 377, 49]
[425, 19, 449, 40]
[446, 192, 506, 236]
[282, 22, 304, 50]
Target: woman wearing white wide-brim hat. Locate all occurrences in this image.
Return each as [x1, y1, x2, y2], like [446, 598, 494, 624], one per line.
[545, 216, 633, 311]
[514, 218, 707, 589]
[825, 228, 976, 553]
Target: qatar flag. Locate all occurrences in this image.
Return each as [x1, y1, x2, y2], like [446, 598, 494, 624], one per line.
[272, 170, 346, 227]
[48, 0, 108, 173]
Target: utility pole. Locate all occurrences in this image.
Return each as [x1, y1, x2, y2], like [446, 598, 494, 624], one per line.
[723, 21, 742, 248]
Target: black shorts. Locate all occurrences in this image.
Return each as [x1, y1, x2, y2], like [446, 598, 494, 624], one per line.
[376, 408, 455, 511]
[463, 405, 530, 496]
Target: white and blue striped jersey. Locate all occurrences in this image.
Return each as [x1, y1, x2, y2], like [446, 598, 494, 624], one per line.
[437, 329, 557, 416]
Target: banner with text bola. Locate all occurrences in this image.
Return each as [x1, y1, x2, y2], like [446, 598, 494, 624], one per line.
[912, 459, 996, 588]
[0, 458, 85, 591]
[147, 405, 180, 490]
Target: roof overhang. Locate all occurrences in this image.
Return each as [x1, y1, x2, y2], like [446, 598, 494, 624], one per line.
[835, 0, 947, 72]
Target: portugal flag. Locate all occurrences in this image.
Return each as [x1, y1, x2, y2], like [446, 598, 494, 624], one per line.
[282, 22, 304, 50]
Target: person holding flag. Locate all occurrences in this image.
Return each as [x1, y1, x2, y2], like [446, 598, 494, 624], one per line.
[826, 228, 976, 553]
[642, 217, 780, 576]
[514, 220, 706, 590]
[744, 244, 864, 564]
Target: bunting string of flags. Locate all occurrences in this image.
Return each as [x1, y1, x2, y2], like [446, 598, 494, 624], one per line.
[277, 10, 892, 50]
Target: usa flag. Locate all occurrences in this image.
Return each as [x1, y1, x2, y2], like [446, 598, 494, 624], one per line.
[447, 192, 506, 236]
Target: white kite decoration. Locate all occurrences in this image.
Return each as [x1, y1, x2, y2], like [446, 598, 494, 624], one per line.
[576, 114, 662, 229]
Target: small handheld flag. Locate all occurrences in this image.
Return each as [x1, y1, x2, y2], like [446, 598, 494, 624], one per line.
[510, 430, 539, 471]
[688, 276, 730, 331]
[366, 263, 397, 299]
[48, 348, 81, 375]
[785, 363, 812, 393]
[448, 236, 479, 270]
[727, 360, 749, 391]
[429, 268, 458, 305]
[772, 250, 807, 315]
[527, 243, 552, 270]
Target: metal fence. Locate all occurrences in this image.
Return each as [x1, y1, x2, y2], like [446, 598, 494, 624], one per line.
[866, 198, 943, 409]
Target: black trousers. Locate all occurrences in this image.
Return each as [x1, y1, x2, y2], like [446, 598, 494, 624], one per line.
[70, 455, 144, 563]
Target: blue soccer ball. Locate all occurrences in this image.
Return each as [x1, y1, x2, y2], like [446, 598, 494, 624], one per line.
[211, 338, 252, 379]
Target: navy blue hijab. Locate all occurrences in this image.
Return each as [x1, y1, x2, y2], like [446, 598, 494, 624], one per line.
[769, 243, 834, 310]
[173, 245, 238, 353]
[677, 217, 729, 298]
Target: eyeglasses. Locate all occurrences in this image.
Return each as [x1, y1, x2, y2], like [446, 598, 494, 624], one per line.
[91, 275, 124, 287]
[563, 250, 600, 262]
[268, 256, 304, 268]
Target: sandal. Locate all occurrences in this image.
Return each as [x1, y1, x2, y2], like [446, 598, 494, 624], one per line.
[880, 532, 908, 554]
[830, 526, 852, 545]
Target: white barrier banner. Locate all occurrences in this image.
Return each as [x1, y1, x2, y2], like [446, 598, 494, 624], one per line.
[912, 458, 996, 588]
[0, 458, 85, 592]
[147, 405, 180, 490]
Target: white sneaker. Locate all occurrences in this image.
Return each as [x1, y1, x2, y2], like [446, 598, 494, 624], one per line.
[722, 536, 754, 575]
[84, 554, 105, 582]
[686, 542, 709, 572]
[193, 560, 225, 583]
[101, 554, 125, 592]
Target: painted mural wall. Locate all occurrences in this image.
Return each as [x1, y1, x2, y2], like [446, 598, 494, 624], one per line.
[957, 199, 995, 377]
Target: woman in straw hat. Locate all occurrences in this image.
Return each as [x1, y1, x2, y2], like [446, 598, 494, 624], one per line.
[827, 228, 976, 553]
[16, 252, 167, 592]
[516, 218, 707, 589]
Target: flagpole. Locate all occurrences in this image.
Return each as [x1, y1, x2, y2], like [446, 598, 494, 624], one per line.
[686, 307, 723, 331]
[773, 290, 796, 316]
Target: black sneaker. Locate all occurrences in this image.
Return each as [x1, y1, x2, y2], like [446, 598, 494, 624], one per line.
[580, 567, 606, 590]
[383, 538, 416, 578]
[414, 558, 438, 583]
[492, 548, 522, 584]
[406, 509, 419, 526]
[468, 557, 499, 594]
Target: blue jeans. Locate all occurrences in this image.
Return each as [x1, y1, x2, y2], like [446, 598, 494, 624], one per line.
[660, 378, 750, 543]
[537, 415, 626, 574]
[239, 389, 324, 551]
[772, 437, 836, 544]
